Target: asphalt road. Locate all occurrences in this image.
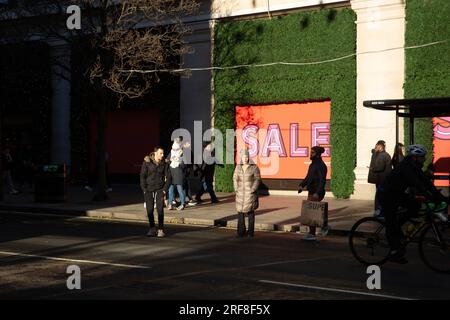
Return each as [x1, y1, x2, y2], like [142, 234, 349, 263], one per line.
[0, 211, 449, 300]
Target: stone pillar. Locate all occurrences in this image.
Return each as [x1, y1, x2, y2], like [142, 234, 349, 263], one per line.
[49, 42, 71, 168]
[180, 21, 213, 152]
[351, 0, 405, 200]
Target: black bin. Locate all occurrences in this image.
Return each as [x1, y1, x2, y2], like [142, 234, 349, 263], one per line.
[34, 164, 68, 202]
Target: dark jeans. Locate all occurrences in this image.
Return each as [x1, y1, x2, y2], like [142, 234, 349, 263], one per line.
[380, 193, 420, 252]
[144, 190, 165, 230]
[196, 181, 218, 202]
[237, 211, 255, 237]
[374, 183, 382, 211]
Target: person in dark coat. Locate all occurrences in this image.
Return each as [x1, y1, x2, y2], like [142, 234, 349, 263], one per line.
[195, 141, 220, 204]
[379, 144, 446, 264]
[298, 146, 328, 241]
[391, 142, 405, 169]
[368, 140, 392, 216]
[140, 147, 171, 237]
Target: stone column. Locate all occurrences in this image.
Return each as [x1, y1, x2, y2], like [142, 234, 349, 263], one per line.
[49, 41, 71, 168]
[351, 0, 405, 200]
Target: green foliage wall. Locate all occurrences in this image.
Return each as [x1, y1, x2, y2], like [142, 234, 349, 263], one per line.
[404, 0, 450, 167]
[213, 8, 356, 198]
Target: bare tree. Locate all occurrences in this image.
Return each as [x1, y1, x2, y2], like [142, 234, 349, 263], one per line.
[0, 0, 199, 200]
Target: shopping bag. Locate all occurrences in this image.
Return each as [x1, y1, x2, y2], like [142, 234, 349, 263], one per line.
[300, 200, 328, 227]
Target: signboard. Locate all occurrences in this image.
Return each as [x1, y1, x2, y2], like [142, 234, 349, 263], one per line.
[433, 117, 450, 187]
[235, 102, 331, 179]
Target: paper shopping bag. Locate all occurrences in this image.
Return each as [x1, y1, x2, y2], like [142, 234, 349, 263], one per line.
[300, 200, 328, 227]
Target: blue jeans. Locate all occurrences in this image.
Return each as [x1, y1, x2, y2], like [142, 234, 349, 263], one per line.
[168, 185, 186, 206]
[196, 181, 218, 202]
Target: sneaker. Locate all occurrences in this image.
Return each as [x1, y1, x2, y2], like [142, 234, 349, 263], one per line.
[211, 199, 220, 204]
[84, 186, 93, 192]
[302, 233, 317, 241]
[388, 251, 408, 264]
[146, 228, 156, 237]
[172, 200, 177, 205]
[177, 205, 185, 211]
[157, 229, 165, 238]
[188, 200, 198, 206]
[321, 225, 331, 236]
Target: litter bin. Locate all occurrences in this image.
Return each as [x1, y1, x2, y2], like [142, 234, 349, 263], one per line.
[34, 164, 68, 202]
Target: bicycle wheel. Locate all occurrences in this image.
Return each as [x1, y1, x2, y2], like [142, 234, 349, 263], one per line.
[349, 217, 390, 265]
[419, 222, 450, 273]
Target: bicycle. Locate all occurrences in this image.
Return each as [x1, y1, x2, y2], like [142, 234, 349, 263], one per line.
[348, 200, 450, 273]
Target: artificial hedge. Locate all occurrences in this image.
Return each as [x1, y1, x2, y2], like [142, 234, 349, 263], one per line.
[404, 0, 450, 168]
[213, 8, 356, 198]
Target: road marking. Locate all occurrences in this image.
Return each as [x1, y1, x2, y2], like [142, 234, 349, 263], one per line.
[258, 280, 415, 300]
[0, 250, 151, 269]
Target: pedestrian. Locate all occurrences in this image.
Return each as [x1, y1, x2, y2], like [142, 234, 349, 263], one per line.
[167, 138, 187, 211]
[391, 142, 405, 169]
[140, 147, 171, 237]
[195, 141, 220, 204]
[298, 146, 329, 241]
[2, 148, 19, 194]
[368, 140, 392, 217]
[233, 148, 261, 238]
[184, 150, 201, 206]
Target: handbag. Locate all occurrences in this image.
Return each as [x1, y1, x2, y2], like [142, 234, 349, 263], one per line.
[300, 200, 328, 227]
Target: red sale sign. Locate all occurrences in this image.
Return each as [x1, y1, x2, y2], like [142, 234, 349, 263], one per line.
[235, 101, 331, 179]
[433, 117, 450, 187]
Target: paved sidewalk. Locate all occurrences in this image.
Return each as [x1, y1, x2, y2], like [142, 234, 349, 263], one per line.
[0, 184, 374, 236]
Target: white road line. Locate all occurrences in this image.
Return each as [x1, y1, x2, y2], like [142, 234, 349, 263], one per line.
[259, 280, 415, 300]
[0, 250, 151, 269]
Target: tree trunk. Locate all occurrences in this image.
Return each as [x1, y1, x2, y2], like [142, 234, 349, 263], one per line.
[93, 92, 109, 201]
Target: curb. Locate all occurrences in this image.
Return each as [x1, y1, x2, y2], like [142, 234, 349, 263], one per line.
[0, 204, 352, 236]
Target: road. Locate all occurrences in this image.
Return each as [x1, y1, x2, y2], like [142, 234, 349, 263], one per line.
[0, 211, 449, 300]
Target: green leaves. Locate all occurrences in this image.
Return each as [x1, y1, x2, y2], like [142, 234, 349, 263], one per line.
[213, 8, 357, 197]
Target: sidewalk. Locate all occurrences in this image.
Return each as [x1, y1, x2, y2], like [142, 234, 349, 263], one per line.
[0, 185, 374, 236]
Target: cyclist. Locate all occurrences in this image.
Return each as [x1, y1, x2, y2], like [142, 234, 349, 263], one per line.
[379, 144, 447, 264]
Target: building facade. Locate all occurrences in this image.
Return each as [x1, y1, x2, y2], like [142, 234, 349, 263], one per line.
[1, 0, 449, 197]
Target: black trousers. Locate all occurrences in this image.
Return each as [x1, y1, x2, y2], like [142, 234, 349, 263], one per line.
[237, 211, 255, 237]
[144, 190, 165, 230]
[380, 193, 420, 252]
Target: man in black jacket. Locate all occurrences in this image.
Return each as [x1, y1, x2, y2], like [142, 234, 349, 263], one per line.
[380, 144, 447, 263]
[140, 147, 171, 237]
[298, 146, 329, 241]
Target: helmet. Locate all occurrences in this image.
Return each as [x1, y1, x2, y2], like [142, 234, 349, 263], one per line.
[407, 144, 427, 156]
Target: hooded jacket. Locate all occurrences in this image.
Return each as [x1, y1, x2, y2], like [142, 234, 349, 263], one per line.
[300, 156, 327, 196]
[233, 164, 261, 213]
[140, 154, 171, 193]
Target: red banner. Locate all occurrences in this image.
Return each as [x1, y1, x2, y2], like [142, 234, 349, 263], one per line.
[236, 102, 331, 179]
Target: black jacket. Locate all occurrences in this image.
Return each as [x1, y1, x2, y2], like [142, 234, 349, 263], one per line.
[140, 159, 171, 193]
[300, 157, 327, 195]
[381, 156, 445, 203]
